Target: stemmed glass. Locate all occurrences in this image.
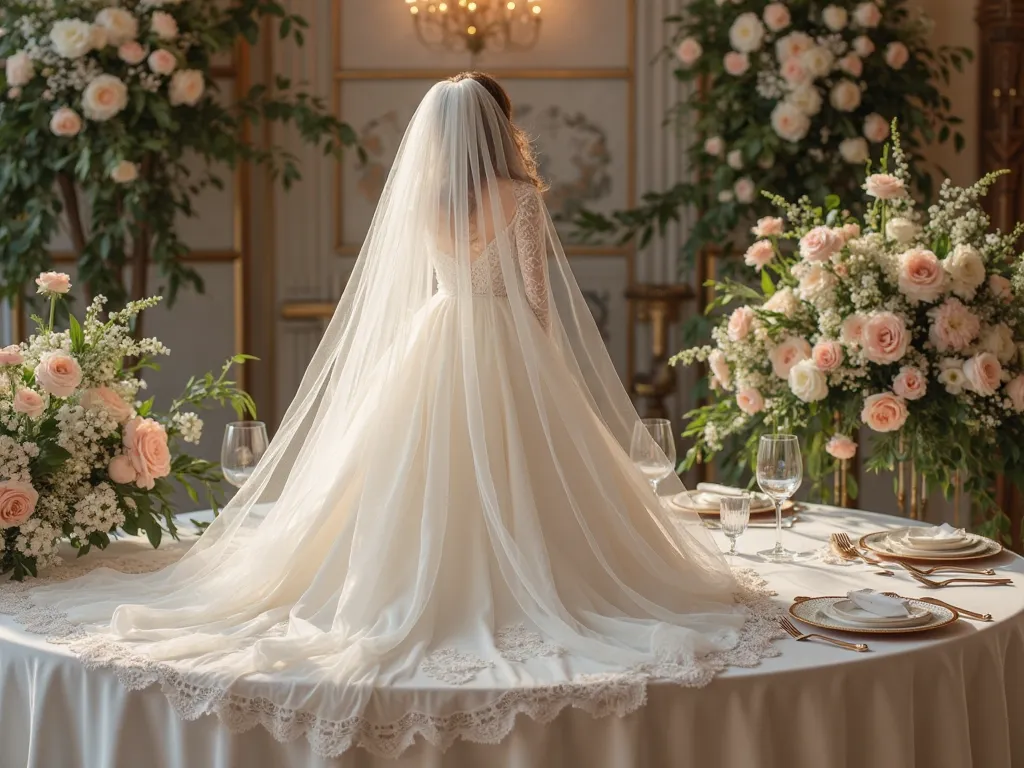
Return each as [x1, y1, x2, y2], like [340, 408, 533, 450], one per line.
[720, 495, 751, 556]
[221, 421, 269, 488]
[755, 434, 810, 563]
[630, 418, 676, 494]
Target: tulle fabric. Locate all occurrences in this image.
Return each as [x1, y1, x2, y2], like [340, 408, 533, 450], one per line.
[25, 79, 755, 750]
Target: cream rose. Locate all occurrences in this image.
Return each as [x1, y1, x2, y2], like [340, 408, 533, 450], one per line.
[841, 314, 867, 346]
[885, 41, 910, 70]
[786, 85, 822, 116]
[169, 69, 204, 107]
[676, 37, 702, 66]
[838, 52, 863, 78]
[928, 298, 981, 353]
[49, 19, 95, 59]
[795, 262, 837, 303]
[35, 271, 71, 294]
[938, 363, 967, 395]
[723, 51, 750, 76]
[853, 2, 882, 28]
[0, 481, 39, 529]
[763, 287, 800, 318]
[989, 274, 1013, 302]
[744, 240, 775, 272]
[118, 41, 147, 65]
[763, 3, 791, 32]
[863, 113, 890, 143]
[897, 248, 945, 304]
[736, 387, 765, 415]
[729, 12, 766, 53]
[861, 312, 909, 364]
[5, 51, 34, 87]
[963, 352, 1002, 396]
[780, 57, 809, 86]
[839, 137, 869, 164]
[943, 244, 986, 300]
[861, 392, 908, 433]
[82, 74, 128, 121]
[1006, 375, 1024, 412]
[769, 336, 812, 379]
[96, 7, 138, 46]
[812, 340, 843, 372]
[841, 223, 861, 241]
[13, 388, 45, 418]
[799, 226, 844, 262]
[110, 160, 138, 184]
[886, 218, 919, 244]
[801, 46, 835, 79]
[82, 386, 133, 423]
[727, 149, 744, 170]
[892, 366, 926, 400]
[728, 306, 755, 341]
[864, 173, 905, 199]
[853, 35, 875, 57]
[775, 32, 813, 62]
[123, 416, 172, 490]
[733, 177, 755, 204]
[148, 48, 176, 75]
[108, 454, 137, 485]
[34, 352, 82, 398]
[980, 323, 1017, 364]
[822, 5, 849, 31]
[752, 217, 783, 237]
[718, 190, 734, 204]
[90, 24, 109, 50]
[788, 359, 828, 402]
[703, 135, 724, 156]
[826, 435, 858, 460]
[50, 106, 83, 137]
[708, 349, 732, 390]
[150, 11, 179, 40]
[0, 345, 24, 366]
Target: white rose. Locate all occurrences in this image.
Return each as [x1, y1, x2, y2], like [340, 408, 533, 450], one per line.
[853, 35, 875, 57]
[718, 190, 734, 203]
[885, 217, 919, 244]
[800, 46, 835, 79]
[776, 32, 813, 62]
[729, 12, 766, 53]
[795, 262, 838, 304]
[111, 160, 138, 184]
[727, 149, 743, 170]
[829, 80, 862, 112]
[82, 74, 128, 121]
[839, 137, 869, 164]
[704, 136, 724, 156]
[95, 8, 138, 46]
[763, 287, 801, 318]
[150, 11, 179, 41]
[5, 52, 34, 87]
[980, 323, 1017, 364]
[169, 69, 205, 106]
[734, 177, 756, 204]
[786, 84, 822, 116]
[771, 101, 811, 143]
[763, 3, 791, 32]
[853, 2, 882, 28]
[788, 359, 829, 402]
[49, 19, 95, 59]
[943, 244, 986, 300]
[822, 5, 849, 31]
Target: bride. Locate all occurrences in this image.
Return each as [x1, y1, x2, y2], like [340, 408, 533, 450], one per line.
[15, 73, 776, 758]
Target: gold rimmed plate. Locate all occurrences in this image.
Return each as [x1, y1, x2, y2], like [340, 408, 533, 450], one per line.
[859, 529, 1003, 563]
[789, 596, 958, 635]
[669, 493, 795, 517]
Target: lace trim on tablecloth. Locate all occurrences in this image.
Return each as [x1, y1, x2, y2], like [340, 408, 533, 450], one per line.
[0, 555, 783, 759]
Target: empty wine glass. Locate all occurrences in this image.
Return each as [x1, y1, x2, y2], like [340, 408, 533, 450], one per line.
[719, 494, 751, 556]
[756, 433, 810, 563]
[630, 418, 676, 494]
[221, 421, 269, 488]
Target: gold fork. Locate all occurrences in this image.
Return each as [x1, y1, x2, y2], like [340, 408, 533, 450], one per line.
[899, 562, 997, 577]
[906, 571, 1013, 589]
[882, 592, 993, 622]
[779, 616, 869, 652]
[831, 533, 895, 576]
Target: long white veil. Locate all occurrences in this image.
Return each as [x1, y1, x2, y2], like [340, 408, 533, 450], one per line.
[23, 78, 756, 756]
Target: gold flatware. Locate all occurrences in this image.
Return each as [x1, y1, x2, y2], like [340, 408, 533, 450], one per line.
[898, 562, 997, 577]
[830, 533, 895, 576]
[906, 571, 1013, 589]
[779, 615, 869, 652]
[883, 592, 991, 622]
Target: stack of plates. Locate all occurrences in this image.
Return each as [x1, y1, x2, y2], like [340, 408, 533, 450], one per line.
[789, 595, 957, 634]
[859, 526, 1002, 562]
[667, 488, 794, 517]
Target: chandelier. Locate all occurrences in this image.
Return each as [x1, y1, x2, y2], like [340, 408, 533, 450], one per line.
[405, 0, 543, 55]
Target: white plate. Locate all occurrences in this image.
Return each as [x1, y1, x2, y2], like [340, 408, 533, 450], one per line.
[668, 492, 785, 516]
[888, 534, 990, 557]
[902, 531, 973, 551]
[860, 529, 1003, 562]
[826, 599, 933, 628]
[790, 596, 957, 635]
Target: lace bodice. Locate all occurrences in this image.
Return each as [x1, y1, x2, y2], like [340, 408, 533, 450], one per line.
[432, 182, 551, 328]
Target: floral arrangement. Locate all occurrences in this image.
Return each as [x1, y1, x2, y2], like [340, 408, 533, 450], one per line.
[573, 0, 970, 270]
[0, 272, 253, 580]
[0, 0, 360, 323]
[674, 126, 1024, 537]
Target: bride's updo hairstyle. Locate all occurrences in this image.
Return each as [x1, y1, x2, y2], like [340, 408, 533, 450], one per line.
[447, 71, 546, 191]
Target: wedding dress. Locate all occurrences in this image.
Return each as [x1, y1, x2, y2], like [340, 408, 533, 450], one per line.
[3, 78, 780, 758]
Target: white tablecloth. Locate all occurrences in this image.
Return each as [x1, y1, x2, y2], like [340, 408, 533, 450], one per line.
[2, 506, 1023, 768]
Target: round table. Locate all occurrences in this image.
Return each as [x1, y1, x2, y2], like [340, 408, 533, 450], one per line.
[2, 506, 1022, 768]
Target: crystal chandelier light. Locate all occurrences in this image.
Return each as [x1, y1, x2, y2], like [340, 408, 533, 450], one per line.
[405, 0, 543, 55]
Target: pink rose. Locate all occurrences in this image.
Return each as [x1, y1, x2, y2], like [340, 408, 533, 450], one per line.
[81, 386, 133, 423]
[763, 287, 800, 317]
[34, 352, 82, 398]
[841, 314, 867, 346]
[151, 11, 179, 40]
[708, 349, 731, 390]
[892, 366, 927, 400]
[812, 340, 843, 371]
[728, 306, 755, 341]
[676, 37, 702, 66]
[826, 435, 858, 461]
[0, 481, 39, 529]
[118, 41, 146, 65]
[989, 274, 1013, 302]
[769, 336, 812, 379]
[168, 69, 205, 107]
[799, 226, 844, 262]
[733, 177, 756, 204]
[863, 113, 890, 143]
[752, 217, 783, 237]
[885, 41, 910, 70]
[49, 106, 82, 137]
[838, 53, 863, 77]
[724, 51, 750, 76]
[13, 389, 45, 418]
[963, 352, 1002, 396]
[0, 345, 24, 366]
[853, 36, 875, 58]
[897, 248, 946, 304]
[704, 135, 724, 156]
[736, 387, 765, 415]
[744, 240, 775, 272]
[763, 2, 791, 32]
[928, 297, 981, 353]
[841, 222, 861, 241]
[108, 454, 137, 485]
[861, 312, 909, 364]
[780, 57, 808, 85]
[123, 416, 171, 490]
[35, 271, 71, 295]
[865, 173, 906, 200]
[147, 49, 176, 76]
[1006, 375, 1024, 412]
[853, 2, 882, 28]
[861, 392, 908, 433]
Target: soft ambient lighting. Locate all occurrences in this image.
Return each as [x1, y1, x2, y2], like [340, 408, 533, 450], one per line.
[405, 0, 543, 54]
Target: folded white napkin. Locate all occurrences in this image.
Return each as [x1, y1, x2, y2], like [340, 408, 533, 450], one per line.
[907, 523, 966, 542]
[695, 483, 773, 507]
[846, 589, 912, 618]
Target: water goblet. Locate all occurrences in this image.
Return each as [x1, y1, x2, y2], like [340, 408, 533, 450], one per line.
[719, 494, 751, 556]
[221, 421, 269, 488]
[630, 418, 676, 494]
[755, 434, 811, 563]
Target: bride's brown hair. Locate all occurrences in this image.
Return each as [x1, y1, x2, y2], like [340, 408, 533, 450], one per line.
[448, 71, 546, 191]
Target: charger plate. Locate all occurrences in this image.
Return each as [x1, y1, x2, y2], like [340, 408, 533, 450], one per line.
[789, 596, 958, 635]
[859, 529, 1003, 563]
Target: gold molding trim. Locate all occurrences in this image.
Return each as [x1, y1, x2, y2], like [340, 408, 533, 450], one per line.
[281, 302, 338, 320]
[49, 250, 243, 264]
[335, 68, 632, 81]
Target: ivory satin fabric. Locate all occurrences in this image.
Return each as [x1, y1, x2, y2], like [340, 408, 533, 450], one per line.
[2, 506, 1023, 768]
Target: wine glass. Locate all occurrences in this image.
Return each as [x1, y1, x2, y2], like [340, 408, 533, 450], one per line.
[630, 418, 676, 494]
[221, 421, 269, 488]
[719, 494, 751, 557]
[756, 434, 810, 563]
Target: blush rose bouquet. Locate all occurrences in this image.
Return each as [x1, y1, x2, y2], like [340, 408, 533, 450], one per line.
[0, 272, 255, 581]
[674, 126, 1024, 537]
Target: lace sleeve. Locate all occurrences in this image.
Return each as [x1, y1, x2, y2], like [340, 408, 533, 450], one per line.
[513, 186, 551, 330]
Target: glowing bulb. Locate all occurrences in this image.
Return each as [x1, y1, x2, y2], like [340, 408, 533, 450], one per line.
[439, 2, 447, 9]
[410, 5, 419, 13]
[459, 0, 466, 5]
[467, 25, 477, 34]
[507, 1, 515, 8]
[467, 1, 476, 10]
[405, 0, 416, 4]
[532, 4, 540, 12]
[427, 3, 435, 10]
